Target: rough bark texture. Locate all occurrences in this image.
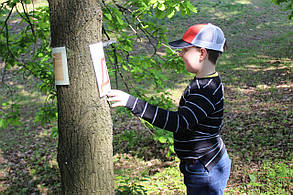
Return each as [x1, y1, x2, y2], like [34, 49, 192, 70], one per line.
[48, 0, 114, 194]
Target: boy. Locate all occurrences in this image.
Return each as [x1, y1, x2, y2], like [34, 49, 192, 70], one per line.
[107, 23, 231, 195]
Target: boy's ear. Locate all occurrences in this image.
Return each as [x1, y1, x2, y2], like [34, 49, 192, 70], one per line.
[199, 48, 208, 61]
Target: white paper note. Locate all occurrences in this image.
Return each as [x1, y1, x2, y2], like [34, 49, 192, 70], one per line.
[89, 42, 111, 97]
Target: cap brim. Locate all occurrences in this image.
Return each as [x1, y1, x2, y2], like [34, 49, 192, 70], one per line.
[168, 39, 193, 49]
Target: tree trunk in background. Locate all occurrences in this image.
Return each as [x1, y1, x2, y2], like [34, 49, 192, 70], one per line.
[48, 0, 114, 194]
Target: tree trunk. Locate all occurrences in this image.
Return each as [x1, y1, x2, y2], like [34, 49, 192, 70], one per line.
[48, 0, 114, 194]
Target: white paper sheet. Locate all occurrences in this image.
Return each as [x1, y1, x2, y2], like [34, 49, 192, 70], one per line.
[89, 42, 111, 97]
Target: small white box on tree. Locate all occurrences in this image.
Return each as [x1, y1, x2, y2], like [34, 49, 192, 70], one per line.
[52, 47, 70, 85]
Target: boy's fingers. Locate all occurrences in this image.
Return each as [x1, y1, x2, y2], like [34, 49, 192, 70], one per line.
[106, 90, 116, 97]
[106, 89, 129, 107]
[106, 89, 122, 97]
[107, 96, 121, 102]
[111, 102, 123, 107]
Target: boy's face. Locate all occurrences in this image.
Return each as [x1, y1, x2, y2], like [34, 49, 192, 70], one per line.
[180, 47, 203, 73]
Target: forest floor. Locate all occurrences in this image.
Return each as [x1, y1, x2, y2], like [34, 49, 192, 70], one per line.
[0, 0, 293, 194]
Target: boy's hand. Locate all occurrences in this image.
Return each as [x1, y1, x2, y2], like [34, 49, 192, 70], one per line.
[106, 89, 130, 107]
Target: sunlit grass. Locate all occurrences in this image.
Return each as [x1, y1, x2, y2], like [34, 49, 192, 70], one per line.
[234, 0, 252, 4]
[0, 0, 48, 12]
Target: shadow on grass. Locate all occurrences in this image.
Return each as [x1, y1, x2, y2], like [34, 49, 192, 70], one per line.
[0, 105, 60, 194]
[0, 126, 60, 193]
[219, 54, 292, 192]
[0, 69, 60, 194]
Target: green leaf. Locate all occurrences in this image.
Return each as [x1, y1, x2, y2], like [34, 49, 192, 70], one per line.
[149, 0, 157, 5]
[167, 137, 174, 144]
[167, 9, 175, 18]
[104, 13, 112, 21]
[124, 45, 132, 52]
[156, 10, 165, 19]
[7, 117, 21, 127]
[249, 173, 257, 183]
[0, 119, 7, 129]
[158, 3, 166, 11]
[115, 15, 124, 25]
[186, 1, 197, 13]
[23, 0, 32, 4]
[158, 136, 167, 143]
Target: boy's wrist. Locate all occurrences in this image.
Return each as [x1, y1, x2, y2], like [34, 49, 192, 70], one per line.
[125, 95, 136, 109]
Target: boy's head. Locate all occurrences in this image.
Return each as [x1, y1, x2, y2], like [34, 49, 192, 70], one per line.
[169, 23, 226, 65]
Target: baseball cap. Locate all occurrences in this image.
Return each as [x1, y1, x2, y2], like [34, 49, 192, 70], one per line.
[168, 23, 226, 52]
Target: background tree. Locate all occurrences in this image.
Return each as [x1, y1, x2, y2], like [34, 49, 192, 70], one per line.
[48, 0, 114, 194]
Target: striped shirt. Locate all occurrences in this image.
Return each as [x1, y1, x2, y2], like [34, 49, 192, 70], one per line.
[125, 72, 226, 171]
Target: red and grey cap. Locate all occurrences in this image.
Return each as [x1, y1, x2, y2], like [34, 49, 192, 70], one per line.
[168, 23, 226, 52]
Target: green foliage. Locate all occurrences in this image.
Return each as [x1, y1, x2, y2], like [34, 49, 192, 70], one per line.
[272, 0, 293, 19]
[0, 101, 21, 129]
[1, 1, 55, 132]
[114, 156, 185, 194]
[116, 175, 148, 194]
[101, 0, 196, 102]
[34, 103, 57, 126]
[118, 130, 136, 147]
[1, 4, 52, 90]
[232, 161, 293, 194]
[152, 128, 174, 156]
[114, 154, 150, 194]
[138, 92, 176, 156]
[143, 166, 185, 193]
[259, 161, 292, 193]
[0, 0, 197, 140]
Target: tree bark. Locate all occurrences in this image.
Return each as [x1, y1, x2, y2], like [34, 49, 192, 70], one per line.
[48, 0, 114, 194]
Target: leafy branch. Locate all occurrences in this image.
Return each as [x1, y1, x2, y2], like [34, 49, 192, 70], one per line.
[1, 1, 53, 128]
[99, 0, 197, 151]
[0, 0, 197, 146]
[18, 0, 36, 37]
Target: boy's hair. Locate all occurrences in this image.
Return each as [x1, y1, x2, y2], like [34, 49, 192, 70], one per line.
[206, 41, 227, 65]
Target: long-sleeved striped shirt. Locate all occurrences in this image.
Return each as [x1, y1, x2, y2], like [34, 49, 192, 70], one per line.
[125, 72, 226, 171]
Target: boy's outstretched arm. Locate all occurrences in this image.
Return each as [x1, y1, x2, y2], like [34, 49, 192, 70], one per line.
[107, 89, 130, 107]
[107, 88, 219, 134]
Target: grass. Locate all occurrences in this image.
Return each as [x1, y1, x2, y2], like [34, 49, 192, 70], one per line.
[1, 0, 293, 194]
